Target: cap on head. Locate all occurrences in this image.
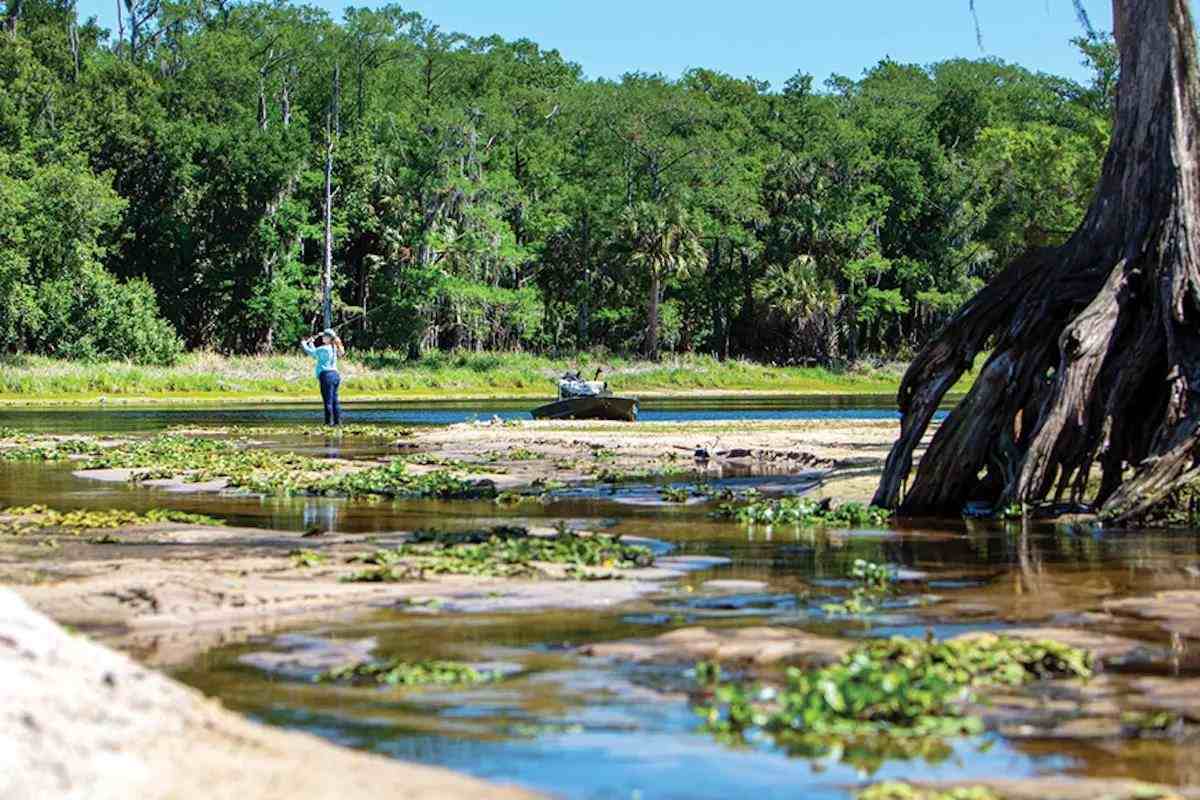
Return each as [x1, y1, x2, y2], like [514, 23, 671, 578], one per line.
[322, 328, 335, 338]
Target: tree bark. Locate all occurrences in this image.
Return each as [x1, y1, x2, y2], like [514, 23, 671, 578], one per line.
[874, 0, 1200, 523]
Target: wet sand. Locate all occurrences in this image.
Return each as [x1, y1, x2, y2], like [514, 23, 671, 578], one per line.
[0, 588, 540, 800]
[0, 520, 726, 665]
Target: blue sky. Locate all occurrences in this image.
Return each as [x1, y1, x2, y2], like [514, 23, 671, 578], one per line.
[76, 0, 1118, 88]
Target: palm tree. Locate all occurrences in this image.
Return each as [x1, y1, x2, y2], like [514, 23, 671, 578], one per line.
[755, 256, 842, 364]
[621, 201, 706, 359]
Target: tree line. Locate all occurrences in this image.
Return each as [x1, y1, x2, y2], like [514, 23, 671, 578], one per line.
[0, 0, 1115, 365]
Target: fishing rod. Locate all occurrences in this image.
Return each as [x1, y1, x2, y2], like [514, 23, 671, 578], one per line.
[310, 303, 391, 336]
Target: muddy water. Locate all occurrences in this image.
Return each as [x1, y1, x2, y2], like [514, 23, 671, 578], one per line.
[3, 403, 1199, 799]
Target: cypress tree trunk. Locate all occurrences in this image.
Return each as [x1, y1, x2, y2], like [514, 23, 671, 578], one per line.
[874, 0, 1200, 521]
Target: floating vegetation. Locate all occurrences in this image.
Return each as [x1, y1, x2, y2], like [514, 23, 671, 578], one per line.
[713, 497, 892, 526]
[659, 486, 692, 503]
[822, 559, 897, 617]
[308, 460, 495, 499]
[345, 528, 653, 580]
[856, 784, 1001, 800]
[315, 658, 499, 687]
[341, 565, 426, 583]
[480, 447, 539, 462]
[694, 634, 1092, 769]
[592, 464, 691, 484]
[0, 504, 224, 535]
[0, 436, 106, 462]
[289, 548, 326, 568]
[165, 424, 413, 439]
[494, 491, 549, 507]
[0, 431, 490, 500]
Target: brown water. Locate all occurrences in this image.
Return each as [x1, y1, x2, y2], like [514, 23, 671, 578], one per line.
[4, 407, 1199, 799]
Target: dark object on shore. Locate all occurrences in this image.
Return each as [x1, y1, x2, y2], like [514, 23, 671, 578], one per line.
[531, 370, 639, 422]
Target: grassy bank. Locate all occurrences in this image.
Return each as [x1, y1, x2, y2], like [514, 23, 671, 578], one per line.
[0, 351, 929, 405]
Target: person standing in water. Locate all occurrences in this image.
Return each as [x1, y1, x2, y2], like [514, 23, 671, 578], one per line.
[301, 329, 344, 426]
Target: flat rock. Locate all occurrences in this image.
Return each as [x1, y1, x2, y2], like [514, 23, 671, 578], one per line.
[998, 715, 1125, 740]
[579, 625, 851, 666]
[1105, 590, 1200, 639]
[699, 579, 770, 593]
[1127, 676, 1200, 721]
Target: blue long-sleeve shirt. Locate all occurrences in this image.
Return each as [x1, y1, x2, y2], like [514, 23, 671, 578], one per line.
[301, 340, 339, 377]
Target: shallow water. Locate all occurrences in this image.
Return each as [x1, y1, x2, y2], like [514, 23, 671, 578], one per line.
[0, 394, 948, 432]
[4, 402, 1200, 799]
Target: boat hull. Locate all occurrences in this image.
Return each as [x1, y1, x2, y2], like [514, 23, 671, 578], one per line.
[530, 396, 639, 422]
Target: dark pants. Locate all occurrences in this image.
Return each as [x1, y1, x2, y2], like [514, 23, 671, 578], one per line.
[318, 370, 342, 426]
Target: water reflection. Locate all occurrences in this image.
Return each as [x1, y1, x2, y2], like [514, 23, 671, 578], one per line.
[1, 405, 1196, 798]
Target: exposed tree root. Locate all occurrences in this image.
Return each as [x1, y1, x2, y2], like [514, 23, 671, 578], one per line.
[875, 0, 1200, 523]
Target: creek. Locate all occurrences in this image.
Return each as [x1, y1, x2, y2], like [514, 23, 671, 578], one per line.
[2, 399, 1197, 800]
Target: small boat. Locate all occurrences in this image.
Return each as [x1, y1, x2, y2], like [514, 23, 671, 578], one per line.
[531, 395, 639, 421]
[530, 369, 639, 422]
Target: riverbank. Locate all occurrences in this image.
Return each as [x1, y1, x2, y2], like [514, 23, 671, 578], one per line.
[0, 351, 941, 405]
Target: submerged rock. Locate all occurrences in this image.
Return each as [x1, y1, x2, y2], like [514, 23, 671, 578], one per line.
[1105, 590, 1200, 640]
[579, 625, 851, 666]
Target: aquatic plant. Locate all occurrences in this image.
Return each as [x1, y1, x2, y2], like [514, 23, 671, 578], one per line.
[307, 461, 495, 499]
[713, 497, 892, 526]
[694, 634, 1092, 768]
[0, 431, 492, 500]
[0, 436, 106, 462]
[856, 784, 1000, 800]
[592, 464, 692, 484]
[823, 559, 897, 616]
[0, 504, 224, 534]
[345, 528, 653, 580]
[165, 424, 413, 439]
[340, 565, 426, 582]
[659, 486, 692, 503]
[315, 658, 498, 686]
[494, 491, 548, 506]
[289, 548, 326, 567]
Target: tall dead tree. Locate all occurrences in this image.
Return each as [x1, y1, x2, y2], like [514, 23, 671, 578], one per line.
[321, 63, 340, 331]
[874, 0, 1200, 521]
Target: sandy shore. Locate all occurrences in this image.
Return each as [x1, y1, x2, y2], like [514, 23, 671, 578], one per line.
[0, 588, 541, 800]
[0, 520, 726, 666]
[400, 417, 915, 502]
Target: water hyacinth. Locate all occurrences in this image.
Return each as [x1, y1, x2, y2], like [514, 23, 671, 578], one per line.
[694, 635, 1093, 767]
[0, 430, 492, 500]
[342, 528, 654, 581]
[713, 497, 892, 526]
[0, 504, 224, 534]
[315, 658, 499, 687]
